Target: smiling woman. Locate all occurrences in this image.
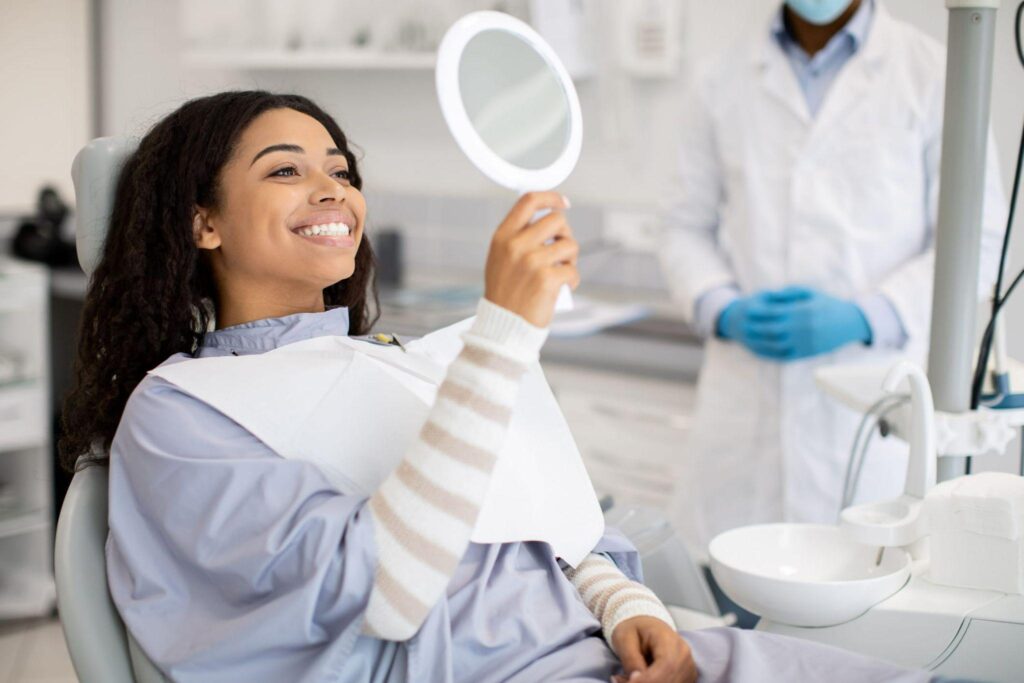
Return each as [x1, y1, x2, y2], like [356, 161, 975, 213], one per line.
[56, 90, 936, 683]
[191, 107, 368, 329]
[60, 92, 379, 468]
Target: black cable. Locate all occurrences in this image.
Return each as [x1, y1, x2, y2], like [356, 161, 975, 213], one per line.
[990, 2, 1024, 306]
[1018, 1, 1024, 67]
[972, 119, 1024, 410]
[972, 1, 1024, 405]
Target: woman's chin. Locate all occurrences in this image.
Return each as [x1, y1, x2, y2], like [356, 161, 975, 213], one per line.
[300, 251, 356, 278]
[314, 264, 356, 289]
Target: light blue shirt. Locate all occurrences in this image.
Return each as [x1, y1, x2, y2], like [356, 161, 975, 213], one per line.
[106, 307, 629, 682]
[772, 0, 874, 118]
[695, 0, 907, 350]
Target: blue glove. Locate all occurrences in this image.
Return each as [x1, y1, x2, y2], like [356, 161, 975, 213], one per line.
[716, 291, 800, 359]
[746, 286, 872, 361]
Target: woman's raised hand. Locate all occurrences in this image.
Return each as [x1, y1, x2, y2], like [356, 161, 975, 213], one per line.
[483, 192, 579, 328]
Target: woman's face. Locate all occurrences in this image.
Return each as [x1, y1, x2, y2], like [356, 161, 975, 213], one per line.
[195, 107, 366, 304]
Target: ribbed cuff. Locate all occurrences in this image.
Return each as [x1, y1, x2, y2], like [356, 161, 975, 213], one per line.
[604, 598, 677, 650]
[463, 298, 550, 364]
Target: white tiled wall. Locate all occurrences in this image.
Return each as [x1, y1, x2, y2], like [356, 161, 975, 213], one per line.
[363, 188, 667, 292]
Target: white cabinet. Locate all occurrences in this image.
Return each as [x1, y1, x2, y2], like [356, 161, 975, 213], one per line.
[0, 259, 55, 618]
[543, 363, 695, 514]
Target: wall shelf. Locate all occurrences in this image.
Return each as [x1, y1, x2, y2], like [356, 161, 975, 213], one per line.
[183, 49, 436, 71]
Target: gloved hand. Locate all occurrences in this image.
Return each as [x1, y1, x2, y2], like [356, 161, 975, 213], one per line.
[716, 291, 797, 359]
[718, 287, 872, 361]
[748, 286, 872, 361]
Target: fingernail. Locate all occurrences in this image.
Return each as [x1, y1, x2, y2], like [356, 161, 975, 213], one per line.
[630, 673, 642, 681]
[562, 194, 571, 209]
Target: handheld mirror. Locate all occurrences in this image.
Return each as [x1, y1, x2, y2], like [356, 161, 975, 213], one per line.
[436, 11, 582, 310]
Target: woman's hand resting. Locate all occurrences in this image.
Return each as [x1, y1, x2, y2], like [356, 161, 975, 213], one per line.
[484, 192, 579, 328]
[610, 616, 698, 683]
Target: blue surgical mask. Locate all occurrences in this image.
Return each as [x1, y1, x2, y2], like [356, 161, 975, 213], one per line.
[785, 0, 853, 26]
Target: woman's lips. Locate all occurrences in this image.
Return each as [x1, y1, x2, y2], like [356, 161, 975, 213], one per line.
[289, 217, 358, 248]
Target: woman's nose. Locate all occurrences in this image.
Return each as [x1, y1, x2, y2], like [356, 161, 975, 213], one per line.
[311, 174, 345, 205]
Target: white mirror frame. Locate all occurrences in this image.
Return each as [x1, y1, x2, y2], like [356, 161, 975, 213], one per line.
[436, 11, 583, 192]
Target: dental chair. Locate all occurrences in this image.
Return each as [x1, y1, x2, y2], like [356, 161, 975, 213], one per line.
[55, 137, 726, 683]
[55, 137, 167, 683]
[55, 461, 167, 683]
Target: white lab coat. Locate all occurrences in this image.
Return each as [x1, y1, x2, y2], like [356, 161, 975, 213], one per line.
[660, 4, 1006, 553]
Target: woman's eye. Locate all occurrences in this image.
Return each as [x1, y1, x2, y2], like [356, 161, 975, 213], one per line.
[270, 166, 298, 177]
[333, 169, 351, 181]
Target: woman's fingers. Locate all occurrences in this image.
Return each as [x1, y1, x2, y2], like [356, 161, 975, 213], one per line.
[554, 262, 581, 291]
[483, 192, 577, 328]
[677, 638, 698, 683]
[614, 626, 649, 678]
[632, 632, 696, 683]
[529, 236, 579, 268]
[633, 631, 677, 681]
[497, 191, 570, 238]
[516, 209, 572, 247]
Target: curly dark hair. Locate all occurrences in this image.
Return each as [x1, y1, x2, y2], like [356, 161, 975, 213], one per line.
[59, 91, 378, 471]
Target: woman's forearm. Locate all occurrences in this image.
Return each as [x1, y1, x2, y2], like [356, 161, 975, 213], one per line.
[565, 554, 675, 649]
[362, 299, 547, 641]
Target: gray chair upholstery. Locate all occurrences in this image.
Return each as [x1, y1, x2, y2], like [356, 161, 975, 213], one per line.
[70, 136, 134, 279]
[54, 464, 167, 683]
[55, 136, 167, 682]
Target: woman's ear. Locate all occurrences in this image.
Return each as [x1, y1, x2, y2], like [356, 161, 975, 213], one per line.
[193, 209, 221, 250]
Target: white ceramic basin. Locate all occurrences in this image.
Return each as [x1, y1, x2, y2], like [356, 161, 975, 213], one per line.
[708, 523, 911, 627]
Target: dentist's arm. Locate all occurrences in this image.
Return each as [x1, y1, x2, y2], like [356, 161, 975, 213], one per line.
[362, 192, 579, 640]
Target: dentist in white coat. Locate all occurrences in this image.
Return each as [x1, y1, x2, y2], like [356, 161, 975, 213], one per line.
[660, 0, 1006, 554]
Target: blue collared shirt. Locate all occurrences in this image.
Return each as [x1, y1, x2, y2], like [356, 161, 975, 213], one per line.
[771, 0, 874, 118]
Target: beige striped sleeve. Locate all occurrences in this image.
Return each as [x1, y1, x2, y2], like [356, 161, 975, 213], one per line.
[361, 299, 548, 641]
[564, 553, 676, 649]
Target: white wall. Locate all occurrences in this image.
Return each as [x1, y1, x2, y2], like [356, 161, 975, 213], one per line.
[0, 0, 91, 213]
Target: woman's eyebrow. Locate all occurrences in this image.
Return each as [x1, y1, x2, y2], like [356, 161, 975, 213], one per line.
[250, 144, 346, 167]
[251, 143, 303, 166]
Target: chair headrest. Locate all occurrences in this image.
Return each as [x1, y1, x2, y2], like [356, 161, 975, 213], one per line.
[71, 137, 135, 278]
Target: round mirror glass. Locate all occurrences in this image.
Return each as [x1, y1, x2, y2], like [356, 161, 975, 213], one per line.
[436, 11, 582, 192]
[457, 29, 571, 171]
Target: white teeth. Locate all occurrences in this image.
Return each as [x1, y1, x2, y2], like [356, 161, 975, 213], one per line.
[295, 221, 352, 238]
